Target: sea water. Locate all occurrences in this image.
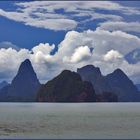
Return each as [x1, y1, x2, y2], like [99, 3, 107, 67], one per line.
[0, 103, 140, 139]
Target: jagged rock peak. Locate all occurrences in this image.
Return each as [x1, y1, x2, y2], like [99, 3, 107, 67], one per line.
[107, 68, 128, 79]
[11, 58, 40, 87]
[17, 59, 34, 74]
[37, 69, 96, 102]
[77, 65, 101, 75]
[60, 70, 81, 79]
[113, 68, 125, 75]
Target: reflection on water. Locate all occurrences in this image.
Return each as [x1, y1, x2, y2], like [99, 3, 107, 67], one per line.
[0, 103, 140, 139]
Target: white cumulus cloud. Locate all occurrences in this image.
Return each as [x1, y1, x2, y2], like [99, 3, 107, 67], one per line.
[0, 47, 30, 81]
[0, 29, 140, 84]
[98, 21, 140, 33]
[63, 46, 92, 63]
[103, 50, 123, 62]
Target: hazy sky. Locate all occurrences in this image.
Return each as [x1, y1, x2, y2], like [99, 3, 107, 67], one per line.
[0, 1, 140, 84]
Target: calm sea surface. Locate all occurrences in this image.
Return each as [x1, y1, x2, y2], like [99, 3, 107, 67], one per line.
[0, 103, 140, 139]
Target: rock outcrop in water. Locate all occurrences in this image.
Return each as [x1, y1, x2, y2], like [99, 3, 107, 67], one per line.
[77, 65, 111, 94]
[77, 65, 140, 102]
[106, 69, 139, 101]
[0, 59, 41, 102]
[0, 59, 139, 102]
[96, 92, 118, 102]
[37, 70, 96, 102]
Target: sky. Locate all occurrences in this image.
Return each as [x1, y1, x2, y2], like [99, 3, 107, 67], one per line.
[0, 1, 140, 84]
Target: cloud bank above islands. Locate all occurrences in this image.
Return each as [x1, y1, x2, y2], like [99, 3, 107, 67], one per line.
[0, 29, 140, 84]
[0, 1, 140, 84]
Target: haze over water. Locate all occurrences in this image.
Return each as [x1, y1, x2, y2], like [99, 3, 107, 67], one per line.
[0, 103, 140, 139]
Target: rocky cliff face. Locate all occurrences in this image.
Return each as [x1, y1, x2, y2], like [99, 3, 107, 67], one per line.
[37, 70, 96, 102]
[96, 92, 118, 102]
[106, 69, 139, 101]
[0, 59, 40, 102]
[77, 65, 111, 94]
[77, 65, 140, 102]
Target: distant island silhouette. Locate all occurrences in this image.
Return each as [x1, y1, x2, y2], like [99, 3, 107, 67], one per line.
[0, 59, 139, 102]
